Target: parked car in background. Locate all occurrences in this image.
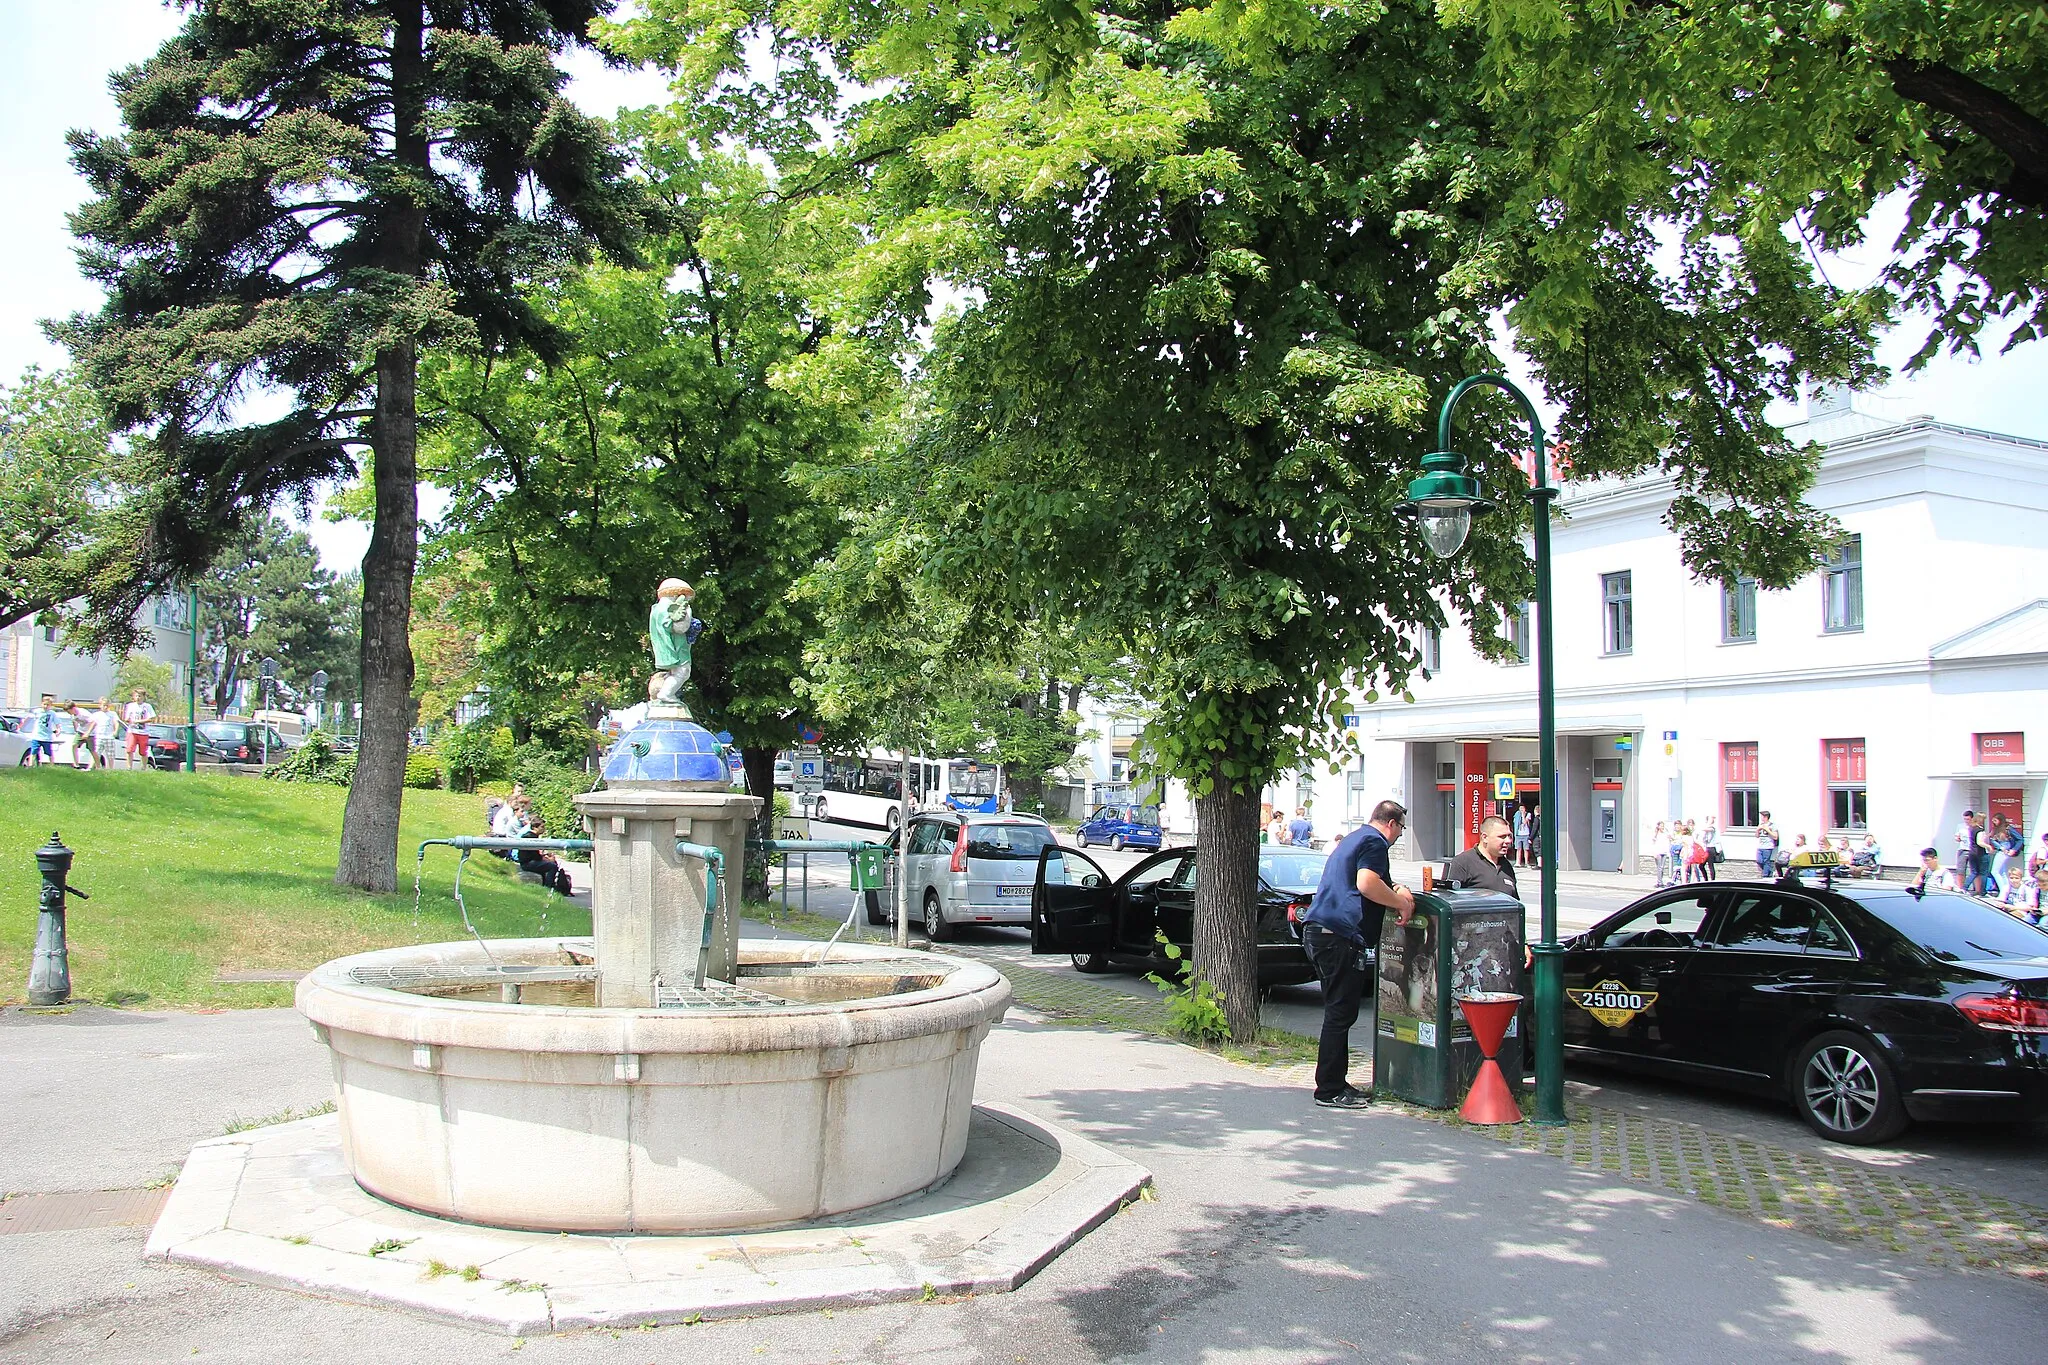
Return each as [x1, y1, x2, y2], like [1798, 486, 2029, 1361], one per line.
[197, 719, 292, 763]
[864, 813, 1062, 940]
[0, 714, 32, 767]
[8, 711, 93, 768]
[1558, 855, 2048, 1144]
[1030, 844, 1325, 987]
[140, 723, 194, 769]
[1072, 804, 1164, 852]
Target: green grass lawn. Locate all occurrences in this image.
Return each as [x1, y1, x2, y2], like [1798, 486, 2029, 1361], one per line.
[0, 768, 588, 1009]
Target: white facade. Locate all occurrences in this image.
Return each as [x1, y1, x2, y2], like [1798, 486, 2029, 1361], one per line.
[4, 596, 197, 712]
[1342, 401, 2048, 873]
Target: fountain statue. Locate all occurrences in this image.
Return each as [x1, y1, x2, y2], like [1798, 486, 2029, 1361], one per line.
[289, 583, 1013, 1232]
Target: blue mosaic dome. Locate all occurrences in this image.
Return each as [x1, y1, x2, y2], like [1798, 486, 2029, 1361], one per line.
[601, 716, 730, 789]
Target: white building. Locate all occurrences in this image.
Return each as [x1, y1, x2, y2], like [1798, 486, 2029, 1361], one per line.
[1338, 395, 2048, 874]
[4, 595, 197, 712]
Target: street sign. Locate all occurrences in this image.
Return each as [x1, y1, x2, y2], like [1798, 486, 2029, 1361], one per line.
[779, 817, 812, 840]
[796, 743, 821, 758]
[1493, 774, 1515, 802]
[795, 775, 824, 794]
[798, 723, 823, 744]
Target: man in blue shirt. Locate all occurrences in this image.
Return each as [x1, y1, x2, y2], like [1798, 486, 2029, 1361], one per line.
[1300, 799, 1416, 1107]
[1287, 807, 1314, 847]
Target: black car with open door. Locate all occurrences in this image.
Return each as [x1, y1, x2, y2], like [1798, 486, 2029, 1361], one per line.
[1560, 853, 2048, 1145]
[1029, 844, 1319, 988]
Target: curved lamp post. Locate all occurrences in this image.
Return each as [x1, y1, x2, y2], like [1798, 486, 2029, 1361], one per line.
[1395, 372, 1566, 1128]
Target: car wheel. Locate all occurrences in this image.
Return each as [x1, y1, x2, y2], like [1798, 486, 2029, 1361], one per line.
[864, 889, 887, 926]
[1791, 1030, 1909, 1145]
[1075, 831, 1089, 848]
[923, 891, 953, 942]
[886, 807, 901, 831]
[811, 799, 827, 823]
[16, 751, 29, 767]
[1070, 951, 1112, 974]
[1110, 834, 1125, 852]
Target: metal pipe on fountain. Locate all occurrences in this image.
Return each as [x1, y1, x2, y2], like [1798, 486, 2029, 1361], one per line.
[417, 836, 595, 856]
[674, 840, 725, 988]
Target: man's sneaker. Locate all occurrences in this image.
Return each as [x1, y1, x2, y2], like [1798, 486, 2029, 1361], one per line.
[1314, 1087, 1373, 1109]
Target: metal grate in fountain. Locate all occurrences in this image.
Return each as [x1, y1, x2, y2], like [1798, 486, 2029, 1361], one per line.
[654, 982, 790, 1010]
[349, 964, 598, 988]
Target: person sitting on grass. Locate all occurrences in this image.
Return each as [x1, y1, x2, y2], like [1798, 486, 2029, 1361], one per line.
[513, 809, 575, 896]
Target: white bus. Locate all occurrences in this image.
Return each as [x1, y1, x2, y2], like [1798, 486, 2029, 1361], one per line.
[807, 752, 1002, 830]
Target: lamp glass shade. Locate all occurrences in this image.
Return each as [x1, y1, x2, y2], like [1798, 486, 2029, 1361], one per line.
[1419, 507, 1472, 558]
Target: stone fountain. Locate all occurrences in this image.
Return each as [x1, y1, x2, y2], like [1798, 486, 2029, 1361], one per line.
[148, 582, 1142, 1330]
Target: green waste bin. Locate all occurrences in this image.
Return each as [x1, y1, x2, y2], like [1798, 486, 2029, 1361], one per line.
[849, 845, 889, 892]
[1373, 888, 1527, 1109]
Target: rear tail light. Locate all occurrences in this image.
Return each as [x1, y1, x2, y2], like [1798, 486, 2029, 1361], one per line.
[1287, 897, 1310, 924]
[950, 836, 968, 874]
[1956, 990, 2048, 1034]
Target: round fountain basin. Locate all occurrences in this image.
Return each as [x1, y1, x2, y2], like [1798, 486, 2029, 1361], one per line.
[296, 938, 1012, 1233]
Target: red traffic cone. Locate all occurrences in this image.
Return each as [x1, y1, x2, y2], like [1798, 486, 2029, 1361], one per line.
[1457, 992, 1525, 1125]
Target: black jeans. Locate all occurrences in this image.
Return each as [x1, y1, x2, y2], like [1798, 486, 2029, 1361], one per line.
[1303, 925, 1370, 1099]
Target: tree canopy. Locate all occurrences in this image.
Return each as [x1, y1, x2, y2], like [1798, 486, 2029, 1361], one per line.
[196, 513, 360, 716]
[58, 1, 649, 890]
[1451, 0, 2042, 369]
[615, 0, 1883, 1037]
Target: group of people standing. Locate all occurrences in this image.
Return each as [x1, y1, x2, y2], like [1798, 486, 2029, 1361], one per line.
[1939, 809, 2045, 919]
[1649, 817, 1722, 886]
[17, 691, 160, 768]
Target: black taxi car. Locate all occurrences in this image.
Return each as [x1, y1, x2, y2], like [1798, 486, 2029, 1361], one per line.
[1562, 853, 2048, 1144]
[1029, 844, 1321, 987]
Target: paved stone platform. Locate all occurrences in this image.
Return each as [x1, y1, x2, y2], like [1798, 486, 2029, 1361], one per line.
[144, 1102, 1148, 1335]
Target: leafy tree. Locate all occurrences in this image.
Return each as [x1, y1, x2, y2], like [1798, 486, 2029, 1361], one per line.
[56, 1, 648, 891]
[420, 127, 898, 895]
[196, 514, 359, 715]
[0, 367, 150, 645]
[1448, 0, 2043, 368]
[115, 652, 185, 721]
[619, 0, 1879, 1039]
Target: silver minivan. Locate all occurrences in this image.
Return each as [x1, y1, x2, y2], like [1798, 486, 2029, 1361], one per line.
[864, 813, 1061, 940]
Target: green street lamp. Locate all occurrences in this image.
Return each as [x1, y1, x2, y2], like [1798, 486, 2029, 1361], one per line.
[1396, 372, 1567, 1128]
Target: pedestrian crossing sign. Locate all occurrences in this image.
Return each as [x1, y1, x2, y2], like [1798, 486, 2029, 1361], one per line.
[1493, 774, 1515, 801]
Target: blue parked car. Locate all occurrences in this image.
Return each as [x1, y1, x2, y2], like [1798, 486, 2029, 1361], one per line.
[1073, 805, 1164, 852]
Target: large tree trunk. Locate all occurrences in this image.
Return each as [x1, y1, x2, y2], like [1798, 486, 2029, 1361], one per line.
[335, 344, 419, 892]
[335, 2, 425, 894]
[741, 744, 778, 901]
[1192, 776, 1262, 1043]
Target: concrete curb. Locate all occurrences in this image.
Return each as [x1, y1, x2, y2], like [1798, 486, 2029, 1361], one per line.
[145, 1104, 1149, 1335]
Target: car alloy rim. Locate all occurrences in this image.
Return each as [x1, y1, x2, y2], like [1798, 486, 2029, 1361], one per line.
[925, 897, 940, 935]
[1803, 1044, 1881, 1132]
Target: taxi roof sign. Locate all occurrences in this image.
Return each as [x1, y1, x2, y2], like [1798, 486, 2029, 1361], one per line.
[1788, 850, 1845, 868]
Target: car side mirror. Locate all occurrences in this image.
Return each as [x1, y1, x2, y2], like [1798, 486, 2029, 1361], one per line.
[1654, 910, 1673, 925]
[1081, 873, 1101, 888]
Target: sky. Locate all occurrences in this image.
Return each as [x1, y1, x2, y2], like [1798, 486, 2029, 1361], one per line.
[4, 2, 2046, 573]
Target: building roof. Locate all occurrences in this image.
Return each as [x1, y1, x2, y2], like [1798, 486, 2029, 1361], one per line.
[1929, 600, 2048, 663]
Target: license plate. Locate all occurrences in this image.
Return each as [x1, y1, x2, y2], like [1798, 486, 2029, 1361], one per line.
[995, 885, 1031, 898]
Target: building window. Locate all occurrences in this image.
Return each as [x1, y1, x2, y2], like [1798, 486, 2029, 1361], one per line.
[1822, 535, 1863, 633]
[1822, 738, 1868, 831]
[1505, 603, 1532, 664]
[1722, 577, 1756, 643]
[1420, 626, 1441, 675]
[1601, 572, 1633, 655]
[1721, 742, 1760, 829]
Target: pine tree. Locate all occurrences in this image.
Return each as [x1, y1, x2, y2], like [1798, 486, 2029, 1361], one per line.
[57, 1, 648, 890]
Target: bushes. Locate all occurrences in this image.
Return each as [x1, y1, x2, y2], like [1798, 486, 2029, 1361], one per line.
[266, 731, 355, 786]
[505, 745, 591, 858]
[404, 750, 443, 789]
[440, 722, 519, 793]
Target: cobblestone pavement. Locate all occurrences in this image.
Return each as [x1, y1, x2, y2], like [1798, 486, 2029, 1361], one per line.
[753, 906, 2048, 1290]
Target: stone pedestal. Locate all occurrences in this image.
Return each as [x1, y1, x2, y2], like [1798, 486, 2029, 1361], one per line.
[575, 788, 762, 1004]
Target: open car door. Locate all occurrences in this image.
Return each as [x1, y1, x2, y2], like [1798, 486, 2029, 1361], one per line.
[1031, 845, 1115, 956]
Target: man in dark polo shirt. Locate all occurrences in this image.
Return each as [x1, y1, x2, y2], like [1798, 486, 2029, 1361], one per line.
[1446, 816, 1518, 899]
[1299, 799, 1415, 1108]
